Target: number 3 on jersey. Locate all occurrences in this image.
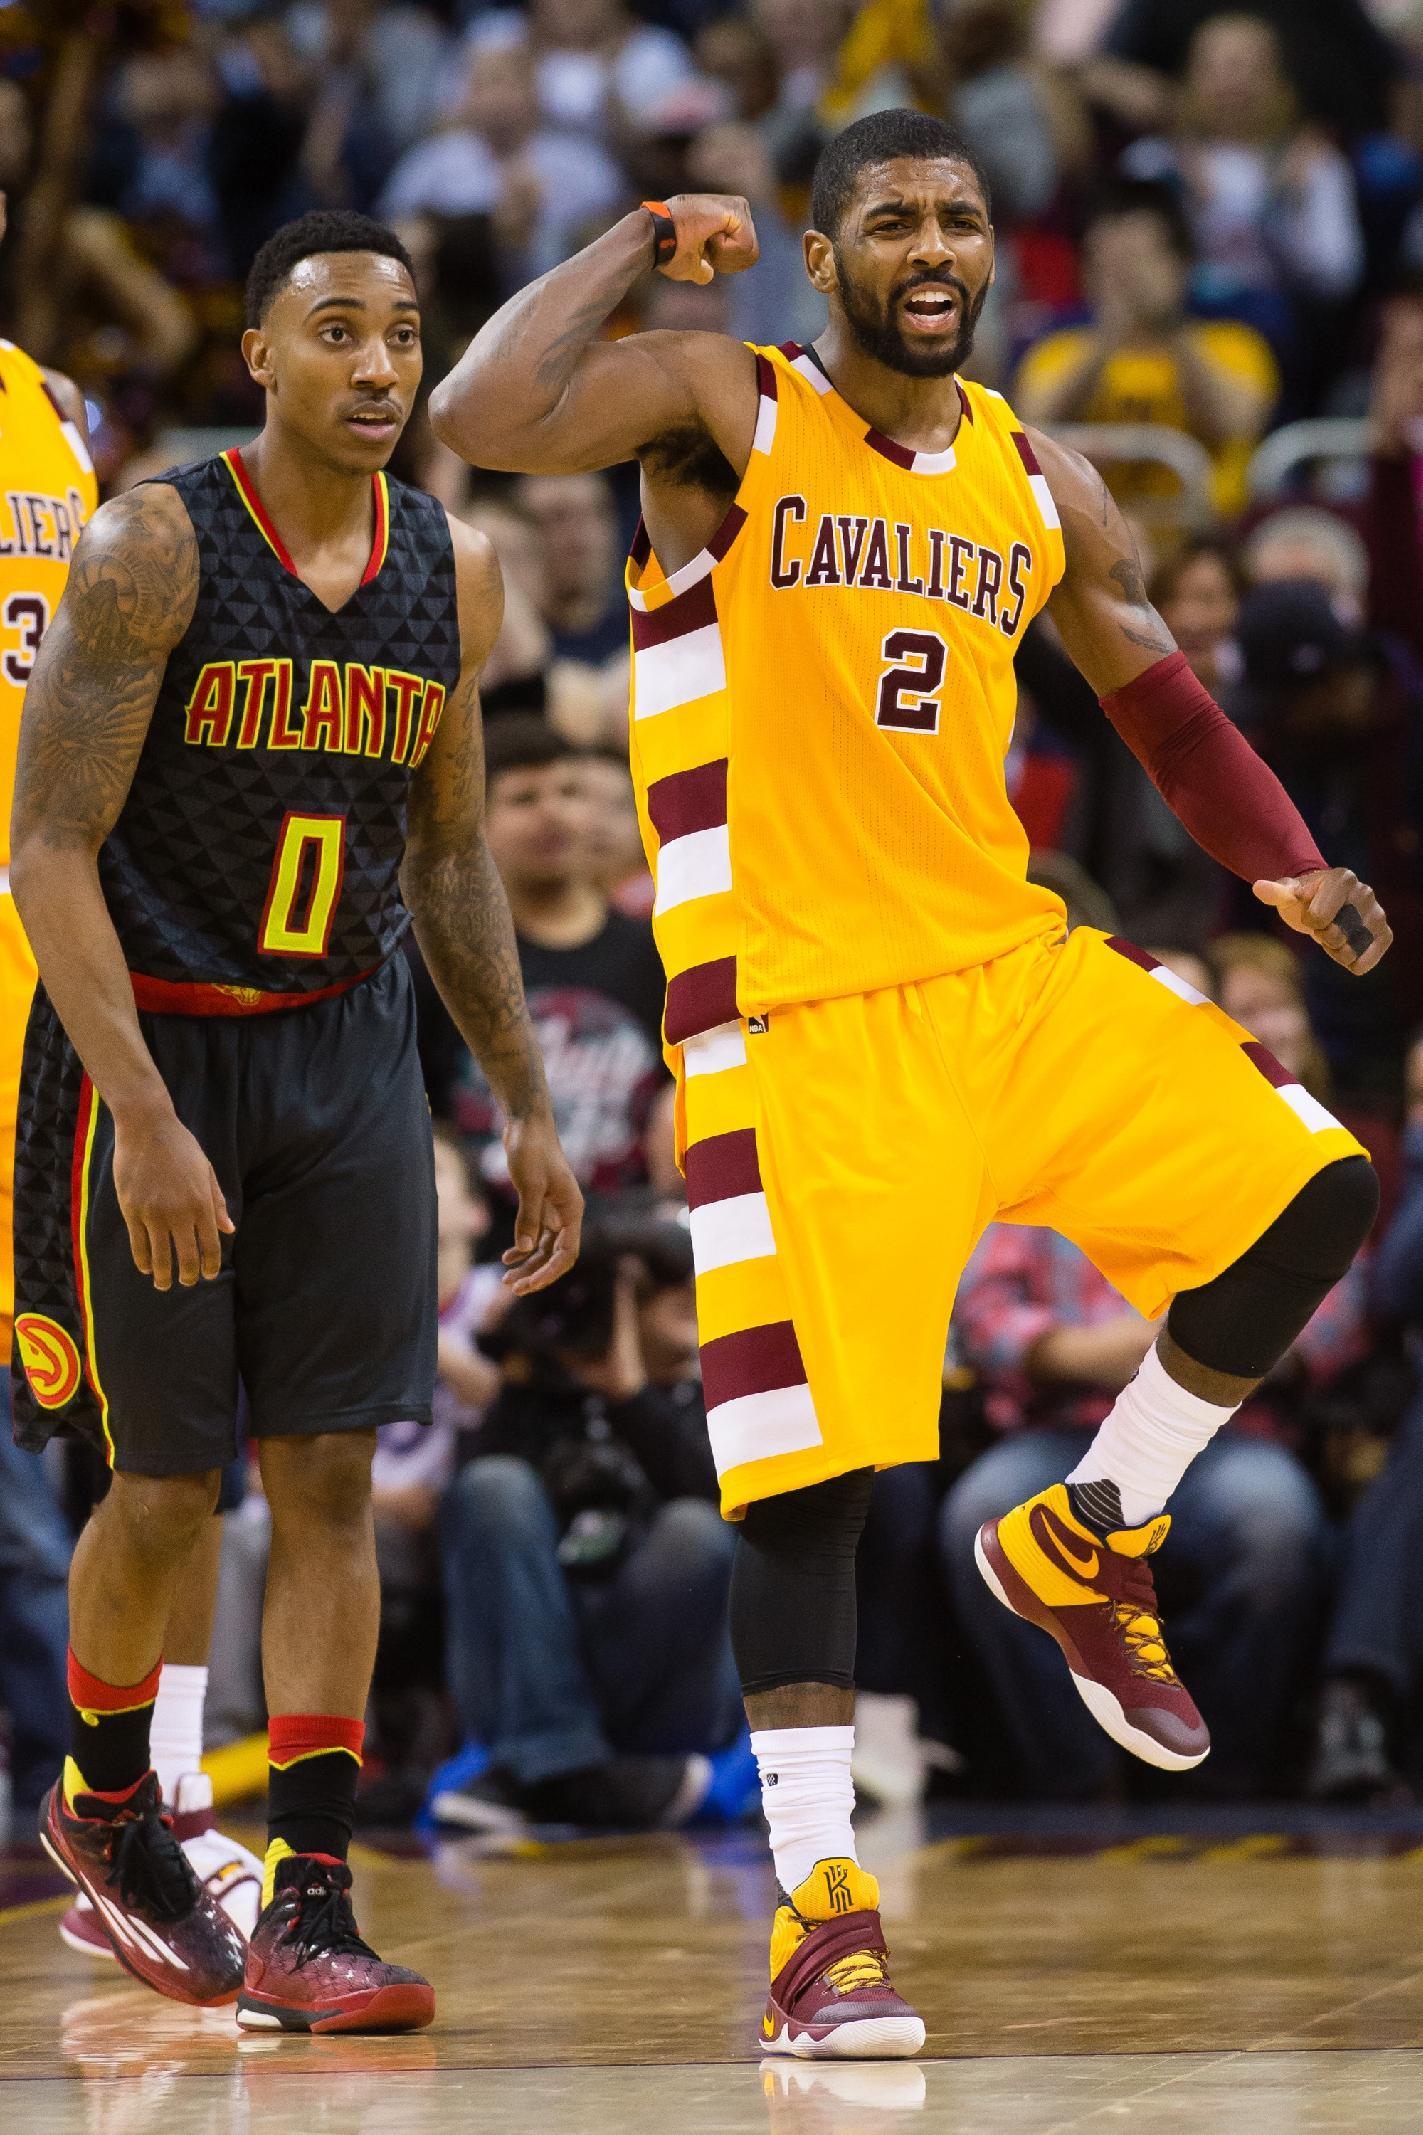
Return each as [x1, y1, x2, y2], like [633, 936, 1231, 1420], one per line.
[260, 812, 346, 957]
[876, 627, 947, 734]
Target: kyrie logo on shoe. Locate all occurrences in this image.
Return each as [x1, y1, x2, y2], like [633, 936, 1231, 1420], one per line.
[1028, 1504, 1100, 1587]
[824, 1864, 853, 1915]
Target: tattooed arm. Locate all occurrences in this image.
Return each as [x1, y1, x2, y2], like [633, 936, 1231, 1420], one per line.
[1034, 430, 1391, 975]
[10, 484, 237, 1288]
[1033, 429, 1176, 692]
[427, 196, 759, 478]
[403, 519, 582, 1292]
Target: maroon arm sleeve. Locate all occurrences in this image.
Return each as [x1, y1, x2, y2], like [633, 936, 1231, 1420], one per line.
[1099, 652, 1326, 883]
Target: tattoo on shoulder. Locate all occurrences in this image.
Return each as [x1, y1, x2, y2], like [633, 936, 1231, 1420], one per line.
[12, 486, 198, 847]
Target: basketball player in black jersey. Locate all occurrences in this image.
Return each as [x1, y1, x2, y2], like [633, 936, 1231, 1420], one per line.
[9, 211, 581, 2033]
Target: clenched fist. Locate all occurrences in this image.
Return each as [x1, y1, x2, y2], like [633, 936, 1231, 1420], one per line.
[651, 195, 760, 286]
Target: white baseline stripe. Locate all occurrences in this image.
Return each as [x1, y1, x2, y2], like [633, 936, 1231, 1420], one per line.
[707, 1380, 822, 1475]
[634, 622, 726, 719]
[655, 824, 732, 914]
[682, 1022, 746, 1077]
[1278, 1082, 1343, 1134]
[1149, 965, 1209, 1007]
[689, 1191, 777, 1274]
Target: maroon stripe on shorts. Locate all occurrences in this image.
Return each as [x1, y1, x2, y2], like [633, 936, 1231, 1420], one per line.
[1105, 935, 1160, 973]
[665, 956, 738, 1044]
[701, 1319, 806, 1411]
[631, 572, 717, 650]
[1242, 1039, 1293, 1088]
[755, 351, 779, 401]
[647, 759, 728, 844]
[684, 1127, 761, 1211]
[1010, 430, 1042, 477]
[864, 427, 915, 471]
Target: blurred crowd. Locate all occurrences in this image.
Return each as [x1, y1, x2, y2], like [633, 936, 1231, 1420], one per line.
[4, 0, 1423, 1829]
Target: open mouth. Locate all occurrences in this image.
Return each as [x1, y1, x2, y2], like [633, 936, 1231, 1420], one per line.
[899, 287, 961, 333]
[346, 407, 400, 438]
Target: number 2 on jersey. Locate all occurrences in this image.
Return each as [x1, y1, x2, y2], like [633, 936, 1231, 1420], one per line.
[260, 812, 346, 958]
[875, 627, 947, 734]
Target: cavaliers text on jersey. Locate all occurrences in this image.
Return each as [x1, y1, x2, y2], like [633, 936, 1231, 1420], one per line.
[626, 343, 1066, 1041]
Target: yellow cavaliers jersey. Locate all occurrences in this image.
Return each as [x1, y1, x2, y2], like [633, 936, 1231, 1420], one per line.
[627, 342, 1067, 1045]
[0, 338, 97, 871]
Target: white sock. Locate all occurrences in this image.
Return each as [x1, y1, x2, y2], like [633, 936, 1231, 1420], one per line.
[751, 1726, 857, 1894]
[1066, 1343, 1238, 1526]
[150, 1663, 208, 1806]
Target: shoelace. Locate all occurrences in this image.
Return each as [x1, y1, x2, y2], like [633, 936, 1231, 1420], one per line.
[111, 1803, 199, 1922]
[280, 1870, 380, 1971]
[1109, 1561, 1177, 1684]
[823, 1948, 890, 1996]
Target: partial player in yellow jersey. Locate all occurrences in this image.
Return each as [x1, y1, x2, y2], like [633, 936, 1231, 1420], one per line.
[431, 110, 1392, 2058]
[0, 198, 264, 1949]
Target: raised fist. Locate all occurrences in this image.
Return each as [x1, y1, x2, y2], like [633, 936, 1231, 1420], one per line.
[654, 195, 759, 285]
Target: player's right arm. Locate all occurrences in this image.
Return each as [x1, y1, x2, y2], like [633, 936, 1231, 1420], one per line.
[9, 485, 235, 1293]
[426, 197, 760, 476]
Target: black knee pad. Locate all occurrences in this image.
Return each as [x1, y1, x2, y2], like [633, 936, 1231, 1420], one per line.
[730, 1469, 875, 1697]
[1167, 1155, 1379, 1380]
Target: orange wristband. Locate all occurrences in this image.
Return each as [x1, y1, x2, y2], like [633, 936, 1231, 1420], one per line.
[642, 199, 677, 269]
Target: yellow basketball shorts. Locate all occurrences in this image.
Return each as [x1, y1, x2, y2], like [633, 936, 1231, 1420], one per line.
[674, 926, 1365, 1517]
[0, 890, 37, 1338]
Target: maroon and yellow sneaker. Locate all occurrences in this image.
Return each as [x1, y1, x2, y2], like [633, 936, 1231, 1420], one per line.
[761, 1860, 925, 2060]
[975, 1480, 1209, 1771]
[60, 1774, 265, 1958]
[40, 1768, 247, 2005]
[236, 1853, 434, 2034]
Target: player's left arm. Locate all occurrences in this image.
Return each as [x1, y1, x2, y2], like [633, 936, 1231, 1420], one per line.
[402, 517, 583, 1293]
[1034, 427, 1392, 977]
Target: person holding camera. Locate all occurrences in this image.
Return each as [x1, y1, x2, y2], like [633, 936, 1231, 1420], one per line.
[435, 1224, 740, 1831]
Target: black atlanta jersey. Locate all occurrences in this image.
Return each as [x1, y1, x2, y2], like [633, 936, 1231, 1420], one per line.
[102, 450, 460, 1009]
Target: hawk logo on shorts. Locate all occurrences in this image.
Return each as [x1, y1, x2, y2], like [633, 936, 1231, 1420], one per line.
[15, 1314, 82, 1410]
[214, 984, 265, 1009]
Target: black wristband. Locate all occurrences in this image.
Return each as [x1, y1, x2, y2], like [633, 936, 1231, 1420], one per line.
[642, 199, 677, 270]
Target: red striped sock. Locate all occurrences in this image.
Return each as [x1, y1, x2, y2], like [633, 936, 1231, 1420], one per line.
[66, 1648, 161, 1805]
[267, 1713, 364, 1867]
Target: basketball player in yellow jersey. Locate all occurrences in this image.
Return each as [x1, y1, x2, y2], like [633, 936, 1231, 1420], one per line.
[432, 110, 1392, 2057]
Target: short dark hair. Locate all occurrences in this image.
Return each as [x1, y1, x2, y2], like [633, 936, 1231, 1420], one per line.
[245, 210, 416, 328]
[809, 109, 991, 239]
[482, 714, 578, 788]
[1086, 179, 1194, 265]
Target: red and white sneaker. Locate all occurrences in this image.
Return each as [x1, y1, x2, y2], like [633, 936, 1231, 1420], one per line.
[40, 1771, 247, 2005]
[60, 1773, 264, 1958]
[761, 1859, 925, 2060]
[976, 1479, 1210, 1770]
[237, 1853, 434, 2034]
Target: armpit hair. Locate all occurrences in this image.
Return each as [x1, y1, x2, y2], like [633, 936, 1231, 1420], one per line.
[637, 423, 738, 498]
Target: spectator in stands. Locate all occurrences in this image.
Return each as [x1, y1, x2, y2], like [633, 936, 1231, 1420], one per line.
[939, 1222, 1331, 1797]
[1208, 933, 1332, 1102]
[1310, 1027, 1423, 1800]
[933, 0, 1092, 229]
[380, 39, 625, 284]
[436, 1223, 737, 1832]
[516, 470, 628, 665]
[1121, 14, 1365, 389]
[1362, 280, 1423, 665]
[436, 718, 669, 1229]
[1152, 535, 1244, 699]
[1245, 509, 1370, 625]
[1227, 580, 1423, 1099]
[464, 0, 697, 153]
[1014, 182, 1277, 517]
[578, 746, 654, 919]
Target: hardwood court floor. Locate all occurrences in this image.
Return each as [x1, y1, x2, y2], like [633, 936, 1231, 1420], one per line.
[4, 1807, 1423, 2132]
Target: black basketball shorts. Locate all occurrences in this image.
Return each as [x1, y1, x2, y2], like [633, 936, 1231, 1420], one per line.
[10, 954, 436, 1475]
